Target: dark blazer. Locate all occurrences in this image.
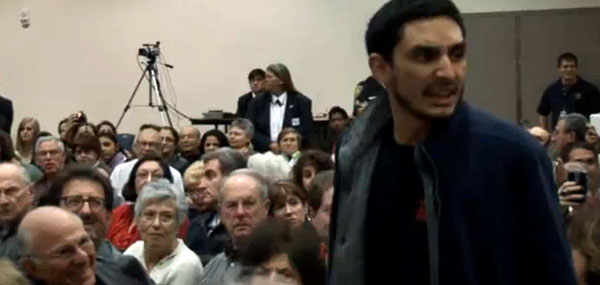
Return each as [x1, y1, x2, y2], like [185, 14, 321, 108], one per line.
[0, 95, 13, 134]
[236, 92, 255, 118]
[246, 91, 312, 152]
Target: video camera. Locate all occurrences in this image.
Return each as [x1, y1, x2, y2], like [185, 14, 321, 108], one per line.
[138, 41, 161, 61]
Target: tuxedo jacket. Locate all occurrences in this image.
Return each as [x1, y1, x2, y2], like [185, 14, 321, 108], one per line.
[0, 95, 13, 134]
[236, 92, 254, 118]
[247, 91, 312, 152]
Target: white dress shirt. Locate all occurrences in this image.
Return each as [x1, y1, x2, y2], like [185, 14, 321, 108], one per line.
[270, 92, 287, 142]
[110, 158, 184, 200]
[125, 239, 203, 285]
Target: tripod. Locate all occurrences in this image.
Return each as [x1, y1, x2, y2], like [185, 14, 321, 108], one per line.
[116, 56, 173, 129]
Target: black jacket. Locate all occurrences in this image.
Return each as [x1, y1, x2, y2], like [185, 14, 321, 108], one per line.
[330, 95, 575, 285]
[246, 91, 312, 152]
[236, 92, 256, 118]
[0, 95, 13, 134]
[185, 211, 229, 266]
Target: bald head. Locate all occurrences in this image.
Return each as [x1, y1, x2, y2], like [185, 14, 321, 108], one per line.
[179, 126, 201, 153]
[18, 206, 83, 256]
[529, 126, 550, 147]
[18, 207, 96, 285]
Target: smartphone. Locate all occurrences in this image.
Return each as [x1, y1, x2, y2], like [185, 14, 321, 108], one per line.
[567, 171, 587, 204]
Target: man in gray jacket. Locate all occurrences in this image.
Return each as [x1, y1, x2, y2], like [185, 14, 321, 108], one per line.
[329, 0, 575, 284]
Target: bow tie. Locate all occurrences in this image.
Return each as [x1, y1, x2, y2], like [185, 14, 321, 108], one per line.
[274, 100, 283, 106]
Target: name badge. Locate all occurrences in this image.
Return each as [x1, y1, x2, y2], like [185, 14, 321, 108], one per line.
[292, 118, 300, 126]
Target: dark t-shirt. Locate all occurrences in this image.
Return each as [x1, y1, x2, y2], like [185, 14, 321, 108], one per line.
[365, 120, 429, 284]
[537, 77, 600, 129]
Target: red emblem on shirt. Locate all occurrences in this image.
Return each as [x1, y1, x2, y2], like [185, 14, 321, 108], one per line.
[415, 199, 427, 222]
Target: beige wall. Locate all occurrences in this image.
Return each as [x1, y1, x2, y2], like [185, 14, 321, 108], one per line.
[1, 0, 599, 136]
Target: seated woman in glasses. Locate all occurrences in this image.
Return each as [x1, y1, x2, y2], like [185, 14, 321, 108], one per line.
[107, 154, 189, 251]
[125, 179, 203, 284]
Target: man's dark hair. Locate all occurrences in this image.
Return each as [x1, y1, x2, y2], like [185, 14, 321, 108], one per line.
[200, 129, 230, 155]
[39, 164, 114, 210]
[139, 124, 161, 133]
[248, 68, 266, 81]
[238, 219, 325, 285]
[160, 126, 180, 146]
[308, 170, 334, 213]
[0, 130, 15, 162]
[365, 0, 465, 63]
[96, 120, 117, 135]
[328, 106, 349, 120]
[560, 141, 599, 164]
[292, 150, 335, 189]
[561, 113, 588, 141]
[201, 147, 246, 175]
[72, 134, 101, 156]
[558, 52, 578, 67]
[122, 154, 174, 202]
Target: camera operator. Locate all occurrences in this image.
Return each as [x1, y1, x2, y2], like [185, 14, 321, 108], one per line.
[557, 141, 600, 209]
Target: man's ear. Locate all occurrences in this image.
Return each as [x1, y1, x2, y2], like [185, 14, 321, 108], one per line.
[368, 53, 391, 89]
[263, 199, 271, 213]
[20, 258, 36, 277]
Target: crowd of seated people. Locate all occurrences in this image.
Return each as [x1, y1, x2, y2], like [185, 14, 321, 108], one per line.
[0, 78, 345, 283]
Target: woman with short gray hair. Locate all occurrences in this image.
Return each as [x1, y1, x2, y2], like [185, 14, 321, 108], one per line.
[124, 179, 203, 284]
[228, 118, 255, 158]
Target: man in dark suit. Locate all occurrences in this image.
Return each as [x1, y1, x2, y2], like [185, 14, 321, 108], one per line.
[236, 68, 266, 118]
[0, 95, 13, 134]
[247, 63, 312, 153]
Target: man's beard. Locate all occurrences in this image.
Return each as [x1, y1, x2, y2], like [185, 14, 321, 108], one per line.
[390, 79, 464, 121]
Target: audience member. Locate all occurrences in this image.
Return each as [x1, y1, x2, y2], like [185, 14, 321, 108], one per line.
[538, 52, 600, 131]
[0, 95, 13, 134]
[186, 148, 245, 264]
[529, 126, 551, 148]
[291, 150, 334, 191]
[557, 142, 600, 207]
[124, 180, 203, 284]
[330, 1, 574, 284]
[108, 155, 188, 251]
[18, 206, 151, 284]
[58, 117, 70, 142]
[321, 106, 350, 153]
[65, 122, 97, 148]
[247, 152, 291, 183]
[33, 136, 66, 200]
[15, 117, 40, 164]
[200, 169, 270, 285]
[38, 165, 152, 283]
[179, 126, 202, 163]
[72, 134, 111, 177]
[96, 120, 118, 136]
[307, 170, 334, 243]
[353, 76, 385, 117]
[554, 113, 588, 156]
[247, 63, 313, 153]
[237, 68, 266, 118]
[98, 132, 128, 170]
[277, 128, 301, 166]
[269, 179, 308, 229]
[110, 124, 184, 199]
[228, 118, 255, 158]
[569, 205, 600, 284]
[586, 124, 600, 152]
[0, 258, 29, 285]
[160, 126, 190, 173]
[235, 220, 324, 285]
[0, 163, 33, 263]
[200, 129, 229, 155]
[18, 207, 97, 284]
[0, 131, 42, 183]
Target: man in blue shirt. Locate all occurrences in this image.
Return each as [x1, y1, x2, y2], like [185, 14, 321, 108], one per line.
[537, 53, 600, 130]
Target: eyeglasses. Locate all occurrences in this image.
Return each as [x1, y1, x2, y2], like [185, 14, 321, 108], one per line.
[60, 196, 105, 212]
[141, 211, 175, 224]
